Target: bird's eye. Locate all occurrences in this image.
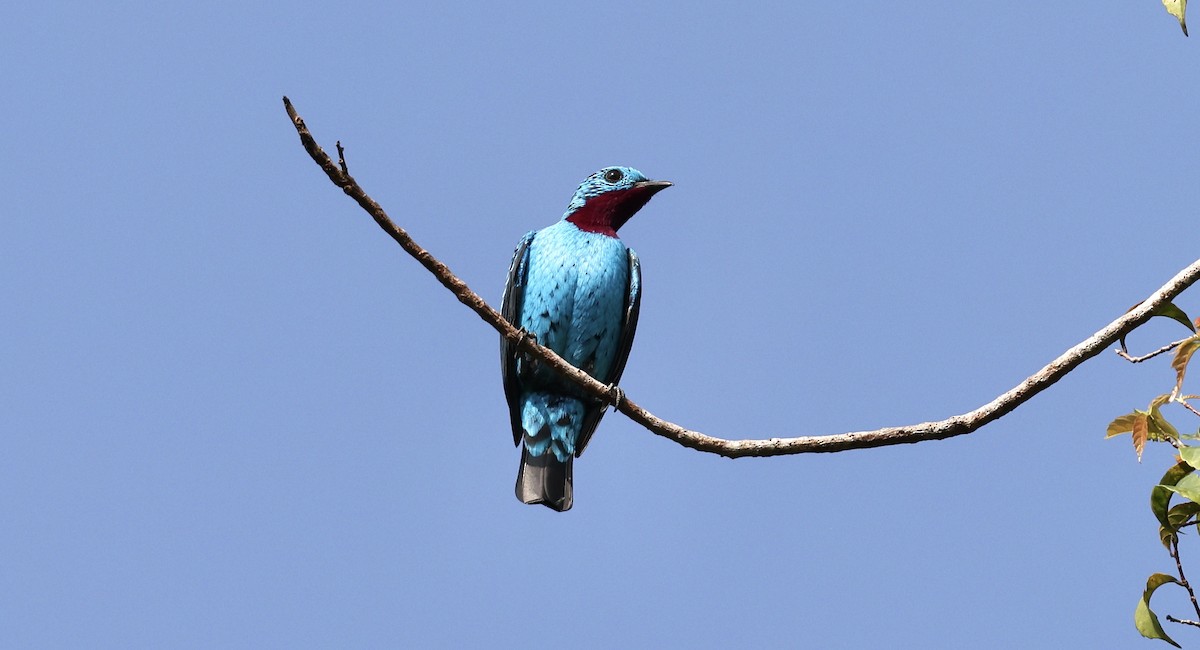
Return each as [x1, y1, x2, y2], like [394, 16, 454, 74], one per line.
[603, 168, 624, 183]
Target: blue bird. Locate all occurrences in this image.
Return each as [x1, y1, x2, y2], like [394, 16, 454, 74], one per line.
[501, 166, 671, 511]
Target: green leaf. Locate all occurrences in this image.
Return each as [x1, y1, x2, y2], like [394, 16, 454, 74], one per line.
[1172, 337, 1200, 395]
[1164, 0, 1189, 37]
[1157, 302, 1196, 332]
[1160, 525, 1177, 550]
[1179, 446, 1200, 469]
[1107, 413, 1140, 438]
[1163, 476, 1200, 504]
[1168, 501, 1200, 528]
[1153, 462, 1194, 530]
[1163, 473, 1200, 507]
[1121, 301, 1195, 352]
[1149, 397, 1182, 444]
[1135, 573, 1182, 647]
[1148, 415, 1181, 444]
[1162, 502, 1200, 548]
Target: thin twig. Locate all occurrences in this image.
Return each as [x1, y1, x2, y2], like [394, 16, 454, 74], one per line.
[283, 96, 1200, 458]
[1116, 338, 1191, 363]
[336, 140, 349, 176]
[1179, 398, 1200, 419]
[1171, 536, 1200, 621]
[1166, 615, 1200, 628]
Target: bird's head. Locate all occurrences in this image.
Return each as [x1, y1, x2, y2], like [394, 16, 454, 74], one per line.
[563, 166, 671, 236]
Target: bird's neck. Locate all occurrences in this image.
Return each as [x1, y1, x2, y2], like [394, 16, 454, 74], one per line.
[565, 188, 651, 237]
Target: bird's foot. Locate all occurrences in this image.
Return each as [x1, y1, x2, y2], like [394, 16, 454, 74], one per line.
[606, 384, 625, 410]
[514, 328, 538, 349]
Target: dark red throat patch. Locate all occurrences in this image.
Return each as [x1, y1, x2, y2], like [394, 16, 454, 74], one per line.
[565, 187, 660, 237]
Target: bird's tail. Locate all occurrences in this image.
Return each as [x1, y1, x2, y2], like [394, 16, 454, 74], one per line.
[515, 446, 573, 512]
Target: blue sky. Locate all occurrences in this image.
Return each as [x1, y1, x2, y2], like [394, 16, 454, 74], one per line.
[3, 2, 1199, 648]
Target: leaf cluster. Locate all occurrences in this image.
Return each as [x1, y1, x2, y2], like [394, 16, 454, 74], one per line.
[1108, 305, 1200, 645]
[1135, 458, 1200, 647]
[1109, 306, 1200, 460]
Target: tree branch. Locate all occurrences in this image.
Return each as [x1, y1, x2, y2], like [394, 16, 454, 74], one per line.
[284, 96, 1200, 458]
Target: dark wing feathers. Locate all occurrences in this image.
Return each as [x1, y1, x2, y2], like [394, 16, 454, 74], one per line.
[607, 249, 642, 397]
[503, 237, 641, 457]
[501, 232, 535, 446]
[574, 248, 641, 457]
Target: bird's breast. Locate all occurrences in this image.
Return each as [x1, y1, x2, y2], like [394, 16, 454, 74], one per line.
[520, 222, 630, 377]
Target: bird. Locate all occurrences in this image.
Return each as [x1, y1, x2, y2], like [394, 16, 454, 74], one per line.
[501, 166, 671, 512]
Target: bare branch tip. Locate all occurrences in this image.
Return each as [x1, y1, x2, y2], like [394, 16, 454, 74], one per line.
[282, 96, 298, 120]
[1166, 614, 1200, 628]
[336, 140, 349, 175]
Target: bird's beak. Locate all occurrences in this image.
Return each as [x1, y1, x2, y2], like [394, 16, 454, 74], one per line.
[632, 180, 672, 194]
